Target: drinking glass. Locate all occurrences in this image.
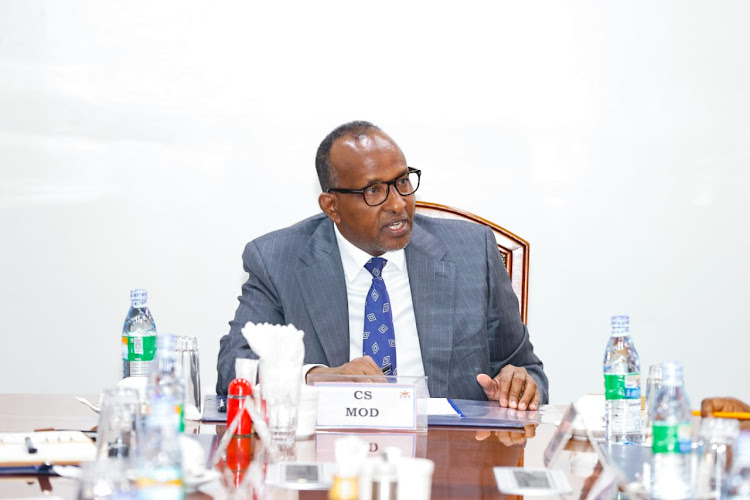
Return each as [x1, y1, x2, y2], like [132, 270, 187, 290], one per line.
[76, 459, 133, 499]
[95, 387, 140, 463]
[396, 457, 435, 500]
[296, 384, 319, 439]
[175, 335, 202, 417]
[259, 358, 302, 451]
[694, 417, 740, 499]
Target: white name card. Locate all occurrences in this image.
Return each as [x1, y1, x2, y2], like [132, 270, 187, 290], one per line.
[315, 382, 418, 431]
[314, 432, 417, 462]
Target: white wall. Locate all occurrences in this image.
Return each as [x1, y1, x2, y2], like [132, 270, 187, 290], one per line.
[1, 1, 748, 405]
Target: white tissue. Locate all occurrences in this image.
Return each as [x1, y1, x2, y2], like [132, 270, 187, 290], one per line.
[241, 322, 305, 364]
[180, 435, 206, 478]
[180, 435, 220, 491]
[117, 377, 147, 404]
[184, 405, 202, 421]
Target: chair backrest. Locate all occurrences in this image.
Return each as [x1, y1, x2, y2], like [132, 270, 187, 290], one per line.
[415, 201, 530, 323]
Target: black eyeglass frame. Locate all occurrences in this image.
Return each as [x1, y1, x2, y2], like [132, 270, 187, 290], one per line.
[326, 167, 422, 207]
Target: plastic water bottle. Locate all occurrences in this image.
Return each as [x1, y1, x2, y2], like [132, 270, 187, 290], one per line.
[136, 334, 185, 499]
[651, 361, 693, 500]
[136, 404, 184, 500]
[603, 315, 643, 444]
[726, 432, 750, 499]
[122, 289, 157, 378]
[145, 334, 185, 432]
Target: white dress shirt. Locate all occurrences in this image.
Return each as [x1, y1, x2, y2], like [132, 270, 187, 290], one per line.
[304, 224, 426, 379]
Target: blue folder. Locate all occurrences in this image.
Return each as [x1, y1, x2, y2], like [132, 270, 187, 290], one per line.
[202, 394, 227, 422]
[427, 399, 531, 428]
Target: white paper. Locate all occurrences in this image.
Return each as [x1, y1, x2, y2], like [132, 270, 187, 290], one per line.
[427, 398, 461, 416]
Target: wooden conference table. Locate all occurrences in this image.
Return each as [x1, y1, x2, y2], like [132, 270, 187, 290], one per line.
[0, 394, 600, 499]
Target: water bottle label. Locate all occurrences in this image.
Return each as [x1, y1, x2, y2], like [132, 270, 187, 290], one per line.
[122, 335, 157, 362]
[652, 422, 691, 453]
[146, 401, 184, 434]
[604, 373, 641, 400]
[179, 403, 185, 433]
[121, 337, 129, 361]
[136, 473, 184, 500]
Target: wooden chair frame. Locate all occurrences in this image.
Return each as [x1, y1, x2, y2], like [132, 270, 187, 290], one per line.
[415, 201, 530, 323]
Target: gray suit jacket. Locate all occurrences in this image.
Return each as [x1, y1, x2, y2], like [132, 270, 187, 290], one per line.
[216, 213, 548, 402]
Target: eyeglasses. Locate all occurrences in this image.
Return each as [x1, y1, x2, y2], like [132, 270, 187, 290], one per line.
[327, 167, 421, 207]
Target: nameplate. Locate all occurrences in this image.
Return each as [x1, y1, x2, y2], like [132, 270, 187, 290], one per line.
[543, 403, 577, 467]
[315, 382, 418, 431]
[314, 432, 417, 461]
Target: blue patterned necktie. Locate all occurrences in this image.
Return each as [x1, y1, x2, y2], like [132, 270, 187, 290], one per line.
[363, 257, 397, 375]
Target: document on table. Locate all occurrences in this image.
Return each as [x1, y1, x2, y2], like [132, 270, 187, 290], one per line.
[0, 431, 96, 468]
[428, 398, 542, 428]
[427, 398, 462, 416]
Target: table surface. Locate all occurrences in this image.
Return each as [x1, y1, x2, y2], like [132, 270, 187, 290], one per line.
[0, 394, 600, 499]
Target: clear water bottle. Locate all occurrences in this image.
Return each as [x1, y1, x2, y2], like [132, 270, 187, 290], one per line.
[135, 404, 184, 499]
[726, 432, 750, 499]
[603, 315, 643, 444]
[145, 334, 185, 432]
[644, 363, 663, 445]
[122, 289, 157, 378]
[136, 334, 185, 500]
[651, 361, 693, 500]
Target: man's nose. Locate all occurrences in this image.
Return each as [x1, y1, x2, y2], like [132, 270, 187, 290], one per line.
[383, 184, 407, 212]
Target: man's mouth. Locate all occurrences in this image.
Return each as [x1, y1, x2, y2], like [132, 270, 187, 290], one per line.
[384, 218, 409, 235]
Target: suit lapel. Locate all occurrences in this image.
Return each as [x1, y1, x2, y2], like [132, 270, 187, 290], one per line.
[406, 221, 455, 397]
[296, 220, 350, 367]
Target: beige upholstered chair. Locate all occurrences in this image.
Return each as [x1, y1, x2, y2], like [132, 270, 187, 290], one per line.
[415, 201, 530, 323]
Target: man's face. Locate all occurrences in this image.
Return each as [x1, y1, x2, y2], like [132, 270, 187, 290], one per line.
[319, 130, 416, 256]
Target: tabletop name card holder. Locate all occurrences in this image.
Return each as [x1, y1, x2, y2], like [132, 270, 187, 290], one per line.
[307, 374, 429, 432]
[541, 401, 624, 500]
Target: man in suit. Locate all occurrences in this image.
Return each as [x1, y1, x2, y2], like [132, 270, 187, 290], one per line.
[217, 121, 548, 408]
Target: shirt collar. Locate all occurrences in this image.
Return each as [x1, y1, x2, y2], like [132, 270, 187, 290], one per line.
[333, 223, 406, 282]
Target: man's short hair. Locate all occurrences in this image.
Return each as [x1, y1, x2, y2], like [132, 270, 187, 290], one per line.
[315, 120, 382, 191]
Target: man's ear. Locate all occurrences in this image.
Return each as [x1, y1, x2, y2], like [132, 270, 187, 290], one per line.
[318, 193, 341, 223]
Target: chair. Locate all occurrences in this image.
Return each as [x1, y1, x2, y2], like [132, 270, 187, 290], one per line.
[415, 201, 530, 323]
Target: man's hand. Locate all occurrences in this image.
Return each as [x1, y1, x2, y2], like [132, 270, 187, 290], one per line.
[477, 365, 540, 410]
[474, 424, 537, 447]
[306, 356, 383, 382]
[701, 397, 750, 430]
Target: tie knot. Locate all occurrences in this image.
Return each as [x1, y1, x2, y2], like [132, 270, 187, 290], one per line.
[364, 257, 387, 278]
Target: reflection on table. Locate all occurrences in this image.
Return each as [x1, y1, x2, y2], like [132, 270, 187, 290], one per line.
[0, 394, 605, 499]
